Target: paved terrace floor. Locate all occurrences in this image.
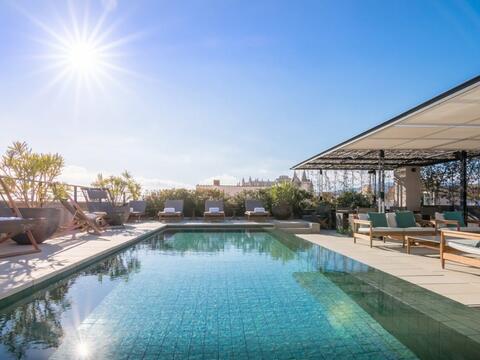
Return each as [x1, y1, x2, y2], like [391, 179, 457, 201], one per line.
[299, 231, 480, 307]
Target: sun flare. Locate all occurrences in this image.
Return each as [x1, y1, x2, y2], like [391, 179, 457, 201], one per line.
[25, 1, 140, 102]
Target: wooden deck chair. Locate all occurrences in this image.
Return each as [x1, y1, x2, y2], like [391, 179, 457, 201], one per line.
[81, 187, 129, 226]
[54, 186, 105, 235]
[0, 177, 42, 258]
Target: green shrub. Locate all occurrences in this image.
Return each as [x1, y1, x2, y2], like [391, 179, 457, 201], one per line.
[336, 191, 372, 209]
[144, 184, 314, 219]
[269, 182, 312, 217]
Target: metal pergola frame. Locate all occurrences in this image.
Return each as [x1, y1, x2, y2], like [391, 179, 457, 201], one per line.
[292, 75, 480, 219]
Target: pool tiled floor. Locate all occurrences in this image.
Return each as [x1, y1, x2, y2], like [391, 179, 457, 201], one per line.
[299, 231, 480, 307]
[49, 230, 417, 359]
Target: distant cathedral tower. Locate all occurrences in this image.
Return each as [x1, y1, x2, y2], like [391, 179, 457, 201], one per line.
[292, 171, 314, 193]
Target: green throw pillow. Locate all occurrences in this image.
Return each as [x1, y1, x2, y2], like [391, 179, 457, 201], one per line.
[395, 211, 416, 228]
[368, 212, 388, 228]
[443, 211, 466, 227]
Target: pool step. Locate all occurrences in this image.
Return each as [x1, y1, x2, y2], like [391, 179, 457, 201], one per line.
[273, 220, 320, 234]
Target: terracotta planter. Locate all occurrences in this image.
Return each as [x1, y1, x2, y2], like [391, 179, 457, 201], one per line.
[272, 203, 292, 220]
[0, 207, 61, 244]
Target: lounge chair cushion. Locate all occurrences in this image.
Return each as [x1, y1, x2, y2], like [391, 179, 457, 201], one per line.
[357, 227, 403, 234]
[395, 211, 417, 228]
[164, 207, 176, 213]
[356, 213, 369, 228]
[403, 227, 436, 233]
[368, 212, 388, 228]
[444, 211, 466, 227]
[386, 213, 398, 228]
[160, 211, 182, 216]
[435, 212, 445, 221]
[254, 207, 265, 213]
[448, 240, 480, 255]
[209, 207, 220, 213]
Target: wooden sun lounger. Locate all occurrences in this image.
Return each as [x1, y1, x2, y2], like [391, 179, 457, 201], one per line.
[440, 230, 480, 269]
[204, 200, 225, 222]
[245, 199, 269, 221]
[158, 200, 184, 222]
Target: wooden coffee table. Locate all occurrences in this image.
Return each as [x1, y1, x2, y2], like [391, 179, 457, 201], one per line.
[405, 235, 441, 254]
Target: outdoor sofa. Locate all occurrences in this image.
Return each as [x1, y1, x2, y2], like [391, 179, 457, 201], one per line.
[204, 200, 225, 221]
[353, 211, 436, 248]
[245, 199, 269, 221]
[432, 211, 480, 233]
[158, 200, 184, 222]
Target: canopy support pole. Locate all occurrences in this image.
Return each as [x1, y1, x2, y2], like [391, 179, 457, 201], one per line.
[458, 150, 468, 223]
[378, 150, 385, 213]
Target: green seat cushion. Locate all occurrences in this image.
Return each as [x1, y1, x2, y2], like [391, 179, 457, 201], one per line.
[395, 211, 416, 228]
[443, 211, 466, 227]
[368, 212, 388, 228]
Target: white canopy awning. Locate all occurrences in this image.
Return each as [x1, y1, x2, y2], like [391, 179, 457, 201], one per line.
[293, 76, 480, 170]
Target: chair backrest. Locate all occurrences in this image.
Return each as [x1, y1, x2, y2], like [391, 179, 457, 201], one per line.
[85, 188, 110, 202]
[245, 199, 263, 212]
[129, 200, 147, 213]
[87, 202, 114, 214]
[165, 200, 184, 212]
[205, 200, 224, 212]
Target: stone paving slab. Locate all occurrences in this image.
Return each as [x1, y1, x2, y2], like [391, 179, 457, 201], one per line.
[298, 231, 480, 307]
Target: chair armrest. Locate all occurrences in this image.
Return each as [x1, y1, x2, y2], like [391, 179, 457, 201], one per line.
[434, 219, 460, 230]
[353, 219, 372, 232]
[467, 219, 480, 226]
[353, 219, 371, 225]
[441, 229, 480, 240]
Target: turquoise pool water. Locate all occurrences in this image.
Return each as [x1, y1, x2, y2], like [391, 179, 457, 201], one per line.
[0, 229, 479, 359]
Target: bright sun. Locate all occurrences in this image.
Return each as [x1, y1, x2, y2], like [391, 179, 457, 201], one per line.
[28, 1, 140, 101]
[66, 41, 100, 73]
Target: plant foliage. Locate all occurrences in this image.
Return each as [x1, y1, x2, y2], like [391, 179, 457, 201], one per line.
[92, 171, 142, 204]
[0, 141, 64, 207]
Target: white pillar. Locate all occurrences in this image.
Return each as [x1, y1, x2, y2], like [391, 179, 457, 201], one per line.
[393, 166, 422, 211]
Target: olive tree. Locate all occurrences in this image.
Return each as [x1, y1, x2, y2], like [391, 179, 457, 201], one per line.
[0, 141, 64, 207]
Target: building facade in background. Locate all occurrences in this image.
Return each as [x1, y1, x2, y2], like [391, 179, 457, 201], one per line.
[196, 171, 314, 196]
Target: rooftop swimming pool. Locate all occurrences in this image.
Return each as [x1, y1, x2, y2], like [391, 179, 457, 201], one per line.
[0, 228, 479, 359]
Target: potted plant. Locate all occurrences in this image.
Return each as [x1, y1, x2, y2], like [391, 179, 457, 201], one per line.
[270, 182, 296, 220]
[91, 171, 143, 225]
[0, 142, 64, 244]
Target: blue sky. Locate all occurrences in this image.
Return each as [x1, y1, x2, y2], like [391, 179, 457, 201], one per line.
[1, 0, 480, 189]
